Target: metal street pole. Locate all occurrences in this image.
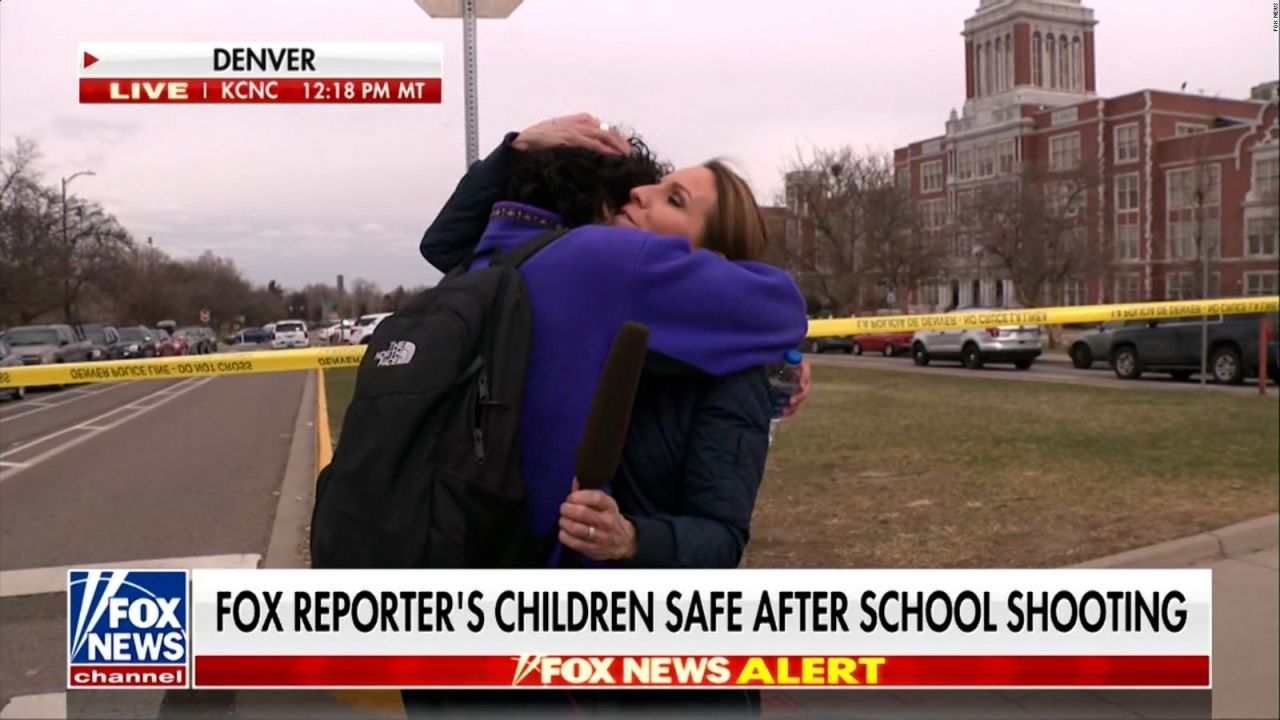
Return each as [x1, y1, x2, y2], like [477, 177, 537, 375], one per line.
[462, 0, 479, 167]
[413, 0, 522, 169]
[1200, 230, 1209, 387]
[60, 170, 96, 322]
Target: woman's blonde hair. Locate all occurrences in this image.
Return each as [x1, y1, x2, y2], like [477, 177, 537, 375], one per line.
[700, 159, 769, 262]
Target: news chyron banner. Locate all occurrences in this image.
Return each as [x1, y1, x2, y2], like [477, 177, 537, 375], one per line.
[78, 43, 442, 104]
[67, 569, 1212, 691]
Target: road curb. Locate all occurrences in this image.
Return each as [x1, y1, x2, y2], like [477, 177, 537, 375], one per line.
[1071, 514, 1279, 569]
[261, 371, 317, 571]
[1212, 513, 1280, 558]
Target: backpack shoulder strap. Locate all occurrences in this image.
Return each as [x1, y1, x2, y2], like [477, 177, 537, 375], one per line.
[493, 228, 572, 269]
[444, 228, 570, 279]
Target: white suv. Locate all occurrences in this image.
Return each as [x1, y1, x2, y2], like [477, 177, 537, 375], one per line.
[911, 308, 1042, 370]
[269, 320, 310, 349]
[345, 313, 392, 345]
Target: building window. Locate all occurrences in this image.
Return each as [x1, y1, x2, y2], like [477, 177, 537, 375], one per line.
[1165, 272, 1194, 300]
[976, 144, 996, 178]
[1115, 223, 1140, 260]
[921, 160, 943, 193]
[1114, 123, 1139, 163]
[1059, 35, 1070, 91]
[1115, 273, 1142, 302]
[994, 37, 1004, 93]
[1071, 36, 1082, 90]
[1167, 219, 1220, 260]
[957, 149, 974, 180]
[1005, 33, 1013, 90]
[1049, 133, 1081, 171]
[1254, 156, 1279, 197]
[1168, 165, 1221, 209]
[974, 44, 984, 96]
[1115, 173, 1139, 211]
[1063, 279, 1086, 306]
[985, 41, 994, 96]
[921, 198, 948, 230]
[1167, 220, 1193, 259]
[1032, 32, 1043, 86]
[1047, 34, 1057, 88]
[897, 169, 909, 191]
[1246, 216, 1278, 256]
[1166, 272, 1221, 300]
[1174, 123, 1206, 136]
[997, 140, 1016, 175]
[1049, 181, 1082, 216]
[1245, 271, 1279, 296]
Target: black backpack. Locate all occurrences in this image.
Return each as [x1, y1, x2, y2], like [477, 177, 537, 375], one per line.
[310, 229, 568, 569]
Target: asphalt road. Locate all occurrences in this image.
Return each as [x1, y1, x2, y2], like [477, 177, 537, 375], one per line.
[0, 370, 307, 716]
[809, 351, 1278, 395]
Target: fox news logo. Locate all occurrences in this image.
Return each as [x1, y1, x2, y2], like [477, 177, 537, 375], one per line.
[67, 570, 189, 689]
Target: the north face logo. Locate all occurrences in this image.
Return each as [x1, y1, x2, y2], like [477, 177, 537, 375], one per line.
[374, 341, 416, 367]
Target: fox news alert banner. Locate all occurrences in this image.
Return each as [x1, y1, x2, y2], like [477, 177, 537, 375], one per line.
[78, 43, 442, 104]
[172, 569, 1211, 690]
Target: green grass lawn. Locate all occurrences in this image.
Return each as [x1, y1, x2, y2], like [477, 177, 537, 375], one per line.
[324, 367, 358, 445]
[323, 364, 1279, 568]
[749, 364, 1279, 568]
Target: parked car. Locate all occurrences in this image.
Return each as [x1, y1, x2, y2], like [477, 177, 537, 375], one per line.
[196, 327, 220, 352]
[229, 328, 271, 346]
[270, 320, 311, 349]
[0, 324, 96, 365]
[1108, 313, 1279, 384]
[807, 336, 854, 354]
[167, 331, 190, 356]
[911, 308, 1043, 369]
[81, 323, 124, 360]
[146, 327, 183, 356]
[853, 332, 914, 357]
[1067, 321, 1126, 369]
[345, 313, 392, 345]
[117, 326, 158, 359]
[0, 338, 26, 400]
[322, 320, 354, 344]
[176, 326, 215, 354]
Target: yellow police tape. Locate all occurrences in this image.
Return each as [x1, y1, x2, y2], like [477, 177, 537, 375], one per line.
[0, 347, 367, 389]
[1, 296, 1275, 389]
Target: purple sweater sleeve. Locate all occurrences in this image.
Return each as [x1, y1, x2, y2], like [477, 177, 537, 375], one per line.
[624, 233, 808, 376]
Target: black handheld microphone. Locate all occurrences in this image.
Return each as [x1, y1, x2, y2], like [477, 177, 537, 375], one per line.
[575, 322, 650, 491]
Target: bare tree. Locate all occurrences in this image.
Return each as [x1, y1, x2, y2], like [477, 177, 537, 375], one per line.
[59, 199, 134, 321]
[779, 148, 931, 314]
[968, 161, 1105, 309]
[1, 140, 133, 325]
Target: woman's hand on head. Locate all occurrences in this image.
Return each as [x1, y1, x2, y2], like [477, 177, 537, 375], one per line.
[513, 113, 631, 156]
[558, 478, 638, 561]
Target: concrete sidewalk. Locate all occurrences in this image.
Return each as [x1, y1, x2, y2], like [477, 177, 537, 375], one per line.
[1076, 514, 1279, 720]
[764, 514, 1279, 720]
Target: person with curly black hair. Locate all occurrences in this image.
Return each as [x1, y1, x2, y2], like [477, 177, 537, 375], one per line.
[505, 140, 671, 228]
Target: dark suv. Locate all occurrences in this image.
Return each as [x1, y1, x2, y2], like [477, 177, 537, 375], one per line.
[81, 324, 124, 360]
[1109, 313, 1279, 384]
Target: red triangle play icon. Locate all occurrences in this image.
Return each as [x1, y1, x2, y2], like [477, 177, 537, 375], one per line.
[83, 51, 99, 69]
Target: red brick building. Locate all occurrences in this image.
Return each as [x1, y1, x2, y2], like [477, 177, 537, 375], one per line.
[893, 0, 1278, 310]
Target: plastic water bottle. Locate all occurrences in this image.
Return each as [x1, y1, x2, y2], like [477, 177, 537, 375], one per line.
[767, 348, 804, 446]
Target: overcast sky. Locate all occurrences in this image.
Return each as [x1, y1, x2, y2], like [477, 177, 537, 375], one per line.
[1, 0, 1276, 290]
